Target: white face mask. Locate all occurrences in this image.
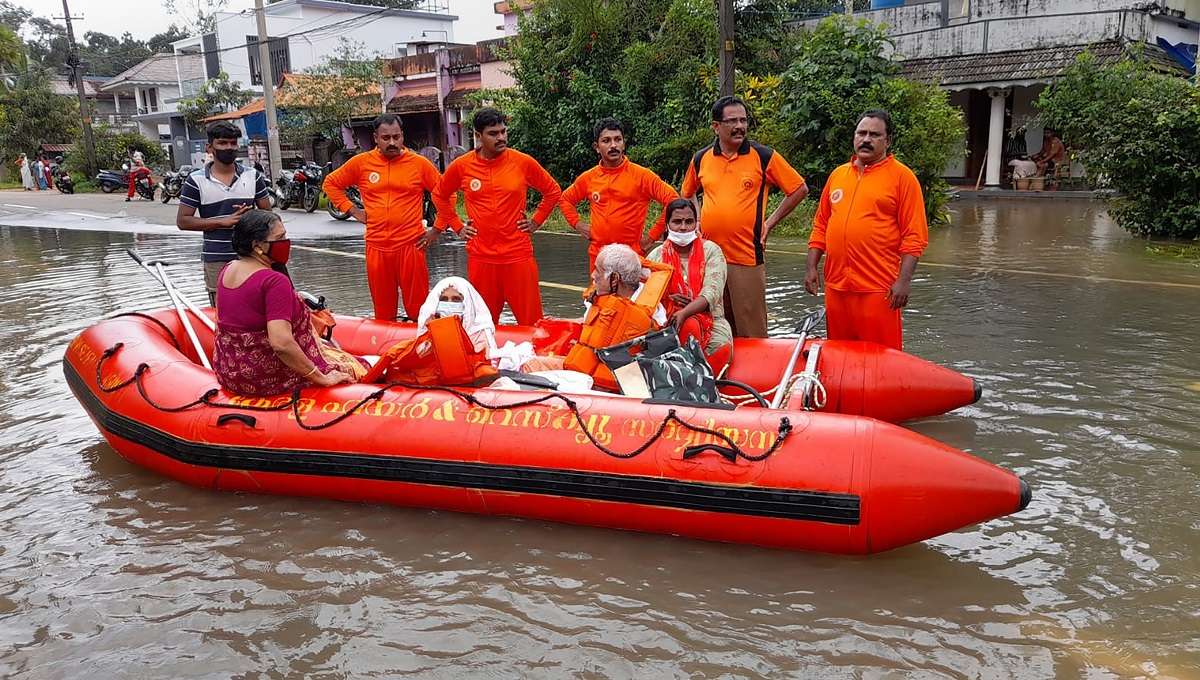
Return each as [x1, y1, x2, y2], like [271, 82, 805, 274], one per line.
[667, 230, 698, 247]
[436, 300, 465, 318]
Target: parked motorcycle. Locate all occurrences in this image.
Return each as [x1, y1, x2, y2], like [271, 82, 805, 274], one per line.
[327, 185, 362, 220]
[96, 163, 155, 200]
[157, 165, 193, 204]
[95, 167, 127, 194]
[51, 156, 74, 194]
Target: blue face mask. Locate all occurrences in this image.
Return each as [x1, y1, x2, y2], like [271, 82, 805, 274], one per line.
[436, 300, 465, 318]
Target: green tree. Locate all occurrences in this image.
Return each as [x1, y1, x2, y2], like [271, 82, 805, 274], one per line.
[85, 127, 167, 170]
[280, 39, 384, 148]
[0, 70, 79, 164]
[1038, 53, 1200, 239]
[178, 71, 253, 128]
[147, 25, 189, 54]
[80, 31, 153, 77]
[0, 0, 29, 32]
[489, 0, 719, 186]
[776, 15, 963, 222]
[0, 24, 22, 73]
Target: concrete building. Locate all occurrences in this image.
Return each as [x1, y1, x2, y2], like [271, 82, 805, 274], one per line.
[94, 54, 205, 168]
[797, 0, 1200, 187]
[493, 0, 534, 36]
[49, 76, 137, 133]
[171, 0, 459, 93]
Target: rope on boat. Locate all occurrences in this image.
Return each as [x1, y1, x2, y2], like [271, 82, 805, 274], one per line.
[93, 343, 792, 462]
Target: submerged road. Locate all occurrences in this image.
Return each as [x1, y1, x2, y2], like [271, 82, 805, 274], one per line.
[1, 191, 1198, 677]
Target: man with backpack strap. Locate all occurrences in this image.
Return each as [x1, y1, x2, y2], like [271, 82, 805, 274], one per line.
[666, 96, 808, 338]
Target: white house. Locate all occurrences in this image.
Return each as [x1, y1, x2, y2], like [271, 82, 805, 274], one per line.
[794, 0, 1200, 187]
[172, 0, 459, 93]
[97, 54, 205, 168]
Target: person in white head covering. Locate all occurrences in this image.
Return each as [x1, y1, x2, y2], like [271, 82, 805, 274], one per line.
[416, 276, 497, 355]
[17, 154, 35, 191]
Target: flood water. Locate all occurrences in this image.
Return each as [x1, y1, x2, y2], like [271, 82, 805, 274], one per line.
[1, 199, 1197, 677]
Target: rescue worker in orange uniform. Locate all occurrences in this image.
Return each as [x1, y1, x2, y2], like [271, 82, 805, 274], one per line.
[805, 109, 929, 350]
[431, 107, 562, 326]
[563, 244, 669, 392]
[324, 114, 442, 322]
[559, 118, 679, 270]
[671, 96, 809, 339]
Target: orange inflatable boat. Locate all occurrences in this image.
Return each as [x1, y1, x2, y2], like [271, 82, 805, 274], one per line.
[63, 310, 1028, 555]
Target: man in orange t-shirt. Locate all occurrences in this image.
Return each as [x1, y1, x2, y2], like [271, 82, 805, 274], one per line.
[806, 109, 928, 350]
[431, 107, 562, 326]
[324, 114, 442, 322]
[560, 118, 678, 270]
[675, 96, 809, 338]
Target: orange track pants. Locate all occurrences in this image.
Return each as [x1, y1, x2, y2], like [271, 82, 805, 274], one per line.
[824, 287, 903, 350]
[366, 244, 429, 322]
[468, 257, 543, 326]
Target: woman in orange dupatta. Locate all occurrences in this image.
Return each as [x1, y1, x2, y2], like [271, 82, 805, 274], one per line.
[645, 199, 732, 354]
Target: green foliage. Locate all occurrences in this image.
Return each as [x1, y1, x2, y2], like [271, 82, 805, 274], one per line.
[178, 72, 254, 128]
[489, 0, 719, 186]
[281, 39, 384, 148]
[0, 24, 21, 72]
[66, 127, 167, 176]
[776, 15, 962, 223]
[1038, 54, 1200, 239]
[0, 71, 79, 166]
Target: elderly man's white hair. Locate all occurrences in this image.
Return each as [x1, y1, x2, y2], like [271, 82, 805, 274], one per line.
[595, 244, 643, 289]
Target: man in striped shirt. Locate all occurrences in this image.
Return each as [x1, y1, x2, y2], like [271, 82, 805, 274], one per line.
[176, 121, 273, 305]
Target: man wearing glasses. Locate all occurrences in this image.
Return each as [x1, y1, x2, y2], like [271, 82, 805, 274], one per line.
[671, 96, 808, 338]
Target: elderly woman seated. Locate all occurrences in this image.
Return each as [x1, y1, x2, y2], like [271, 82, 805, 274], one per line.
[212, 210, 357, 396]
[645, 198, 732, 355]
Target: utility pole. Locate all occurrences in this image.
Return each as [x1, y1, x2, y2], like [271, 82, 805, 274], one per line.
[59, 0, 96, 176]
[254, 0, 282, 181]
[717, 0, 734, 97]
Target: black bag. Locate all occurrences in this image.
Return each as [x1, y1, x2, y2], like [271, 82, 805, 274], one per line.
[596, 327, 722, 405]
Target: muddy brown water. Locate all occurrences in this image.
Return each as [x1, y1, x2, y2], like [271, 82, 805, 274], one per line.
[1, 199, 1197, 677]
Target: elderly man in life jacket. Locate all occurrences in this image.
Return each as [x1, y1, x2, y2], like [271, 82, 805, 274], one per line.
[560, 243, 671, 392]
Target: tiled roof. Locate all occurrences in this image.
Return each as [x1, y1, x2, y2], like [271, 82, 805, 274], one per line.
[100, 54, 203, 90]
[901, 40, 1189, 88]
[49, 77, 100, 97]
[445, 87, 478, 108]
[387, 93, 439, 114]
[202, 98, 266, 122]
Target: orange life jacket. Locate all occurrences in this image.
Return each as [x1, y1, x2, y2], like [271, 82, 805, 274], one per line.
[564, 259, 672, 392]
[362, 316, 497, 386]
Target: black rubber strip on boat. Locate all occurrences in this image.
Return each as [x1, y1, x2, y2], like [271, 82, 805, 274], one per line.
[65, 361, 861, 525]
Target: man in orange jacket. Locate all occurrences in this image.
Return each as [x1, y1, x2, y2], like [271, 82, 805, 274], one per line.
[431, 107, 562, 326]
[805, 109, 928, 350]
[559, 118, 678, 270]
[324, 114, 442, 322]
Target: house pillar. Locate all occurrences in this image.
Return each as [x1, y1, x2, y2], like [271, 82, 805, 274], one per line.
[134, 87, 144, 114]
[985, 87, 1009, 188]
[113, 93, 120, 113]
[434, 48, 451, 152]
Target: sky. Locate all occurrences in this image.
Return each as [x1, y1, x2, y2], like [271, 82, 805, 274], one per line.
[11, 0, 503, 45]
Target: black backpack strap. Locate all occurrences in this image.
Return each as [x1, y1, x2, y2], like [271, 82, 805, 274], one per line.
[690, 146, 710, 197]
[749, 141, 776, 265]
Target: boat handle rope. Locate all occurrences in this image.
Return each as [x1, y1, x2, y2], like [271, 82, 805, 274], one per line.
[93, 343, 792, 462]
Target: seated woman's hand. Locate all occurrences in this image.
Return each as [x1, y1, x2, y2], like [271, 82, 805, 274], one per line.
[312, 369, 353, 387]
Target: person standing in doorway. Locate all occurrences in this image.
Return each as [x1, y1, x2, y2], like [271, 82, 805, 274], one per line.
[805, 109, 928, 350]
[674, 96, 809, 338]
[176, 121, 274, 305]
[431, 107, 562, 326]
[324, 114, 442, 322]
[559, 117, 678, 270]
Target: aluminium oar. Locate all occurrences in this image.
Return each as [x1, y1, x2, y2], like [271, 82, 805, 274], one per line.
[126, 249, 212, 369]
[769, 307, 825, 409]
[126, 249, 215, 331]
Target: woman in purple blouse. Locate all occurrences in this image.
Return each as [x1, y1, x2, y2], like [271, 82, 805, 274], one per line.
[212, 210, 353, 395]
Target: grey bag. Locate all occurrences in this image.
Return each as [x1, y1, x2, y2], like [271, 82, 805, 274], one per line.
[596, 327, 721, 405]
